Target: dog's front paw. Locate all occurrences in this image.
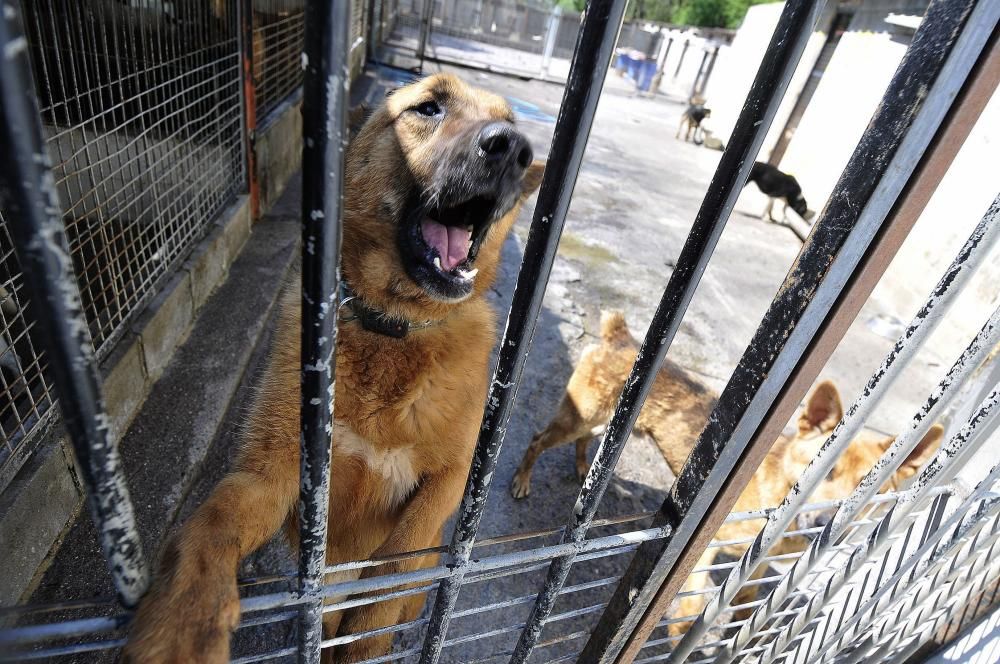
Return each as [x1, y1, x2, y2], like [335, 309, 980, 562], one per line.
[510, 471, 532, 499]
[123, 574, 239, 664]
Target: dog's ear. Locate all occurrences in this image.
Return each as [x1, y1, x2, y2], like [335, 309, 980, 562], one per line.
[898, 423, 944, 473]
[798, 380, 843, 434]
[521, 160, 545, 198]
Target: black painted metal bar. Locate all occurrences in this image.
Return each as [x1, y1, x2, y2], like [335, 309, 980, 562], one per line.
[578, 1, 987, 661]
[506, 2, 824, 661]
[0, 2, 148, 608]
[416, 1, 630, 661]
[298, 0, 351, 660]
[674, 39, 689, 78]
[690, 50, 710, 99]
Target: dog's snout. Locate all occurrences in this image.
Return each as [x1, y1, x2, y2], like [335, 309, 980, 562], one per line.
[477, 122, 532, 170]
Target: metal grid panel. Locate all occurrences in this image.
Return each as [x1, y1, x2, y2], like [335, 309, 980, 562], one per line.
[22, 0, 245, 356]
[0, 211, 57, 491]
[253, 0, 305, 121]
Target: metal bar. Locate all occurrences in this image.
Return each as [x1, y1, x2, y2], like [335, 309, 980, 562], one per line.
[667, 195, 1000, 663]
[674, 39, 689, 78]
[509, 3, 824, 661]
[690, 49, 710, 99]
[0, 0, 148, 608]
[233, 525, 670, 618]
[239, 0, 259, 216]
[582, 1, 991, 660]
[416, 1, 630, 661]
[698, 46, 720, 96]
[297, 0, 351, 659]
[723, 311, 1000, 664]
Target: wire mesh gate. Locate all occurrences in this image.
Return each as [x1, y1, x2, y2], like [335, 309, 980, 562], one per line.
[0, 1, 998, 664]
[0, 0, 318, 496]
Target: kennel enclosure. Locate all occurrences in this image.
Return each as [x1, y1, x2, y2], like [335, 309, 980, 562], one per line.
[1, 0, 999, 663]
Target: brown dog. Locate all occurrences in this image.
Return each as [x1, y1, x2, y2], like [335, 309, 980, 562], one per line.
[123, 74, 544, 663]
[511, 311, 943, 634]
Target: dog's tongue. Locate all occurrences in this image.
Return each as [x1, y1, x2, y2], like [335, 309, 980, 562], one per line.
[421, 218, 471, 271]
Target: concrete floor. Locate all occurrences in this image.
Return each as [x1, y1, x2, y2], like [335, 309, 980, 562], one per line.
[24, 58, 997, 662]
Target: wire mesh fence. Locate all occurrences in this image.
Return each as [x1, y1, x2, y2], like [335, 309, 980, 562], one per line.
[0, 211, 56, 492]
[252, 0, 306, 120]
[0, 0, 252, 493]
[23, 0, 246, 355]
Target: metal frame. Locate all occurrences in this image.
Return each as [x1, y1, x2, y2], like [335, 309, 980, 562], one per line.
[1, 0, 999, 663]
[0, 0, 148, 610]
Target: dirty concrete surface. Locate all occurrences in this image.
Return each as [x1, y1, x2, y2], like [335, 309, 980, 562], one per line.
[25, 58, 995, 662]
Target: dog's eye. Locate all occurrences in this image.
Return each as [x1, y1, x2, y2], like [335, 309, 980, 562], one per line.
[414, 101, 442, 117]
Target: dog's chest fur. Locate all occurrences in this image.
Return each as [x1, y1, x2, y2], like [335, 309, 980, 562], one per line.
[334, 421, 420, 509]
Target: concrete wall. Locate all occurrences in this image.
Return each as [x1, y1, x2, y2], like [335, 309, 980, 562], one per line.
[701, 2, 834, 156]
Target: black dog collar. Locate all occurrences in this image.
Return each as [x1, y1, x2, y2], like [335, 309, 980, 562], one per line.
[338, 282, 437, 339]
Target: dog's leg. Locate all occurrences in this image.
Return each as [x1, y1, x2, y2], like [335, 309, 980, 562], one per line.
[511, 396, 593, 499]
[123, 447, 299, 664]
[333, 472, 466, 662]
[763, 198, 776, 223]
[669, 548, 718, 638]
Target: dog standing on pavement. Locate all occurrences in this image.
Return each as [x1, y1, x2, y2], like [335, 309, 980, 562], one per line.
[677, 96, 712, 144]
[745, 161, 815, 223]
[124, 74, 544, 664]
[511, 311, 943, 634]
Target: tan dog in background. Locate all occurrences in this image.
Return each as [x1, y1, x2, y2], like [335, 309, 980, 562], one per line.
[124, 74, 544, 663]
[511, 311, 943, 634]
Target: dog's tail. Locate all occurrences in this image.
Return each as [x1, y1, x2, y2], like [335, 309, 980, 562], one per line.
[599, 310, 631, 345]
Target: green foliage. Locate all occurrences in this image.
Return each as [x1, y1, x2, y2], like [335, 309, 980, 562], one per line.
[556, 0, 587, 12]
[617, 0, 779, 29]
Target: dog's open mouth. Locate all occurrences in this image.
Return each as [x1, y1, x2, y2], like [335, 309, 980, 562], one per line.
[402, 194, 500, 301]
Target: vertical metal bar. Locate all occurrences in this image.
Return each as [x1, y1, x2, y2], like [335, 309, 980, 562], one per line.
[297, 0, 350, 660]
[0, 0, 148, 608]
[698, 46, 720, 96]
[509, 3, 825, 660]
[665, 195, 1000, 664]
[540, 5, 561, 80]
[416, 0, 432, 67]
[690, 49, 710, 99]
[417, 1, 630, 661]
[240, 0, 259, 216]
[674, 39, 689, 78]
[581, 2, 989, 661]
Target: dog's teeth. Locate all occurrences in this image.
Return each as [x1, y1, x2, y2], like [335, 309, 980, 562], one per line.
[433, 256, 442, 270]
[457, 267, 479, 281]
[466, 225, 474, 233]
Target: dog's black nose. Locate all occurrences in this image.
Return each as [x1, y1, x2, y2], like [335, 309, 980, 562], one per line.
[477, 122, 532, 170]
